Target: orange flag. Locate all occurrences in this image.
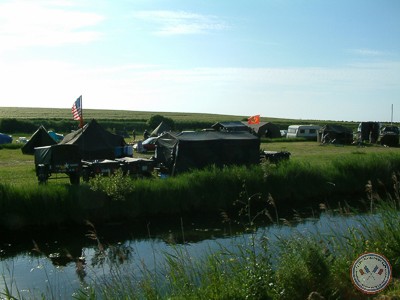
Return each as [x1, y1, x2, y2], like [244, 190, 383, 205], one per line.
[248, 115, 260, 125]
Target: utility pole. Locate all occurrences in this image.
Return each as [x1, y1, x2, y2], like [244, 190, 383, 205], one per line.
[391, 104, 393, 125]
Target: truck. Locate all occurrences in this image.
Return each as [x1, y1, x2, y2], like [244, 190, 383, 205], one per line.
[34, 144, 81, 184]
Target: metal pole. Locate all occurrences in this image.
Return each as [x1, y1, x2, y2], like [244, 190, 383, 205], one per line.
[391, 104, 393, 124]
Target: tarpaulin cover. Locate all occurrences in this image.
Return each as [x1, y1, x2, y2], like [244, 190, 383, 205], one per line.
[0, 133, 12, 144]
[34, 144, 81, 165]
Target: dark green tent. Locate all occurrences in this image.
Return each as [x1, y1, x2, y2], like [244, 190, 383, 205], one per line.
[320, 124, 354, 144]
[211, 121, 249, 132]
[59, 119, 126, 160]
[244, 122, 281, 138]
[155, 131, 260, 175]
[21, 126, 57, 155]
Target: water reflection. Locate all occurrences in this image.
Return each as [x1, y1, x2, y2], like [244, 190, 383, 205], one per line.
[0, 212, 374, 298]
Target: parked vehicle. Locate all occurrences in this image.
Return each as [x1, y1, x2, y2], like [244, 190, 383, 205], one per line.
[133, 137, 158, 152]
[286, 125, 321, 140]
[380, 125, 399, 147]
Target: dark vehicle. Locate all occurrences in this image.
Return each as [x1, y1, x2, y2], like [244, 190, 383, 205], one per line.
[34, 144, 81, 184]
[380, 126, 399, 147]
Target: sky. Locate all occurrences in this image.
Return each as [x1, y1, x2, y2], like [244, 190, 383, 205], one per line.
[0, 0, 399, 122]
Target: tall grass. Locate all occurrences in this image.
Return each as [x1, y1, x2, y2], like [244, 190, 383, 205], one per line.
[74, 175, 400, 300]
[1, 152, 400, 230]
[2, 175, 400, 299]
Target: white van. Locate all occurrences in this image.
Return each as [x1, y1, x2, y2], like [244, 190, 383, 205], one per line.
[286, 125, 321, 140]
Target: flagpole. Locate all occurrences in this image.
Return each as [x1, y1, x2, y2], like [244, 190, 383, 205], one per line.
[80, 95, 84, 128]
[80, 95, 85, 162]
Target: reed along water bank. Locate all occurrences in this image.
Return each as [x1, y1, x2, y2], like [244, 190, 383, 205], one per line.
[1, 152, 400, 231]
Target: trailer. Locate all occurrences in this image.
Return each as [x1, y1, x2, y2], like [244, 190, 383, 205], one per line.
[286, 125, 321, 140]
[34, 144, 156, 184]
[34, 144, 81, 184]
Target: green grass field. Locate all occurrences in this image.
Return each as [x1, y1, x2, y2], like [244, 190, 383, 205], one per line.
[0, 106, 363, 128]
[1, 141, 400, 186]
[1, 107, 399, 186]
[1, 106, 249, 122]
[263, 141, 400, 165]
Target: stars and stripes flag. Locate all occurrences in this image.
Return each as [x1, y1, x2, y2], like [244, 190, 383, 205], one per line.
[72, 95, 84, 128]
[248, 115, 260, 125]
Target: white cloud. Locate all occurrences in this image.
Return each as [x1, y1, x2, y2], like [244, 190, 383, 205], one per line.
[0, 0, 104, 51]
[133, 10, 229, 36]
[348, 48, 387, 57]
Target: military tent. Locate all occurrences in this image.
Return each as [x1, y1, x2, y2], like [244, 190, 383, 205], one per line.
[155, 131, 260, 175]
[211, 121, 249, 132]
[59, 119, 126, 160]
[320, 124, 354, 144]
[0, 133, 12, 145]
[150, 121, 170, 137]
[21, 126, 57, 154]
[358, 122, 380, 143]
[244, 122, 281, 138]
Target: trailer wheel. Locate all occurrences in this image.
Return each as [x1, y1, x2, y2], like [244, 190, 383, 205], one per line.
[69, 172, 80, 185]
[81, 167, 90, 182]
[37, 165, 48, 184]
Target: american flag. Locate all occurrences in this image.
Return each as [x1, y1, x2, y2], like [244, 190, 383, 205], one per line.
[72, 96, 82, 121]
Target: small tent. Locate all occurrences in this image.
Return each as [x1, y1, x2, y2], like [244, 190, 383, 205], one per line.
[244, 122, 281, 138]
[155, 131, 260, 175]
[48, 131, 64, 142]
[150, 121, 170, 137]
[211, 121, 249, 132]
[320, 124, 354, 144]
[0, 133, 12, 145]
[21, 126, 57, 154]
[59, 119, 126, 160]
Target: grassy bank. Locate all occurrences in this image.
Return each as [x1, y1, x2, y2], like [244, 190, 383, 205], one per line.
[1, 152, 400, 230]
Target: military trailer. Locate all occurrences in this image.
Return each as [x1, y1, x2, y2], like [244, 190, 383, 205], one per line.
[34, 144, 81, 184]
[81, 159, 122, 182]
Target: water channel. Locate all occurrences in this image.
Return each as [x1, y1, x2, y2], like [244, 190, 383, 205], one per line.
[0, 212, 373, 299]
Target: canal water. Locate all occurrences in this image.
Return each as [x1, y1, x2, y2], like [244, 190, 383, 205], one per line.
[0, 213, 372, 299]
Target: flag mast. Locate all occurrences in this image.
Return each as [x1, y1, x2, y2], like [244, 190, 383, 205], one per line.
[80, 95, 84, 128]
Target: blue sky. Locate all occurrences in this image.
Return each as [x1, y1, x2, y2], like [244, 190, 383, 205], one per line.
[0, 0, 399, 122]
